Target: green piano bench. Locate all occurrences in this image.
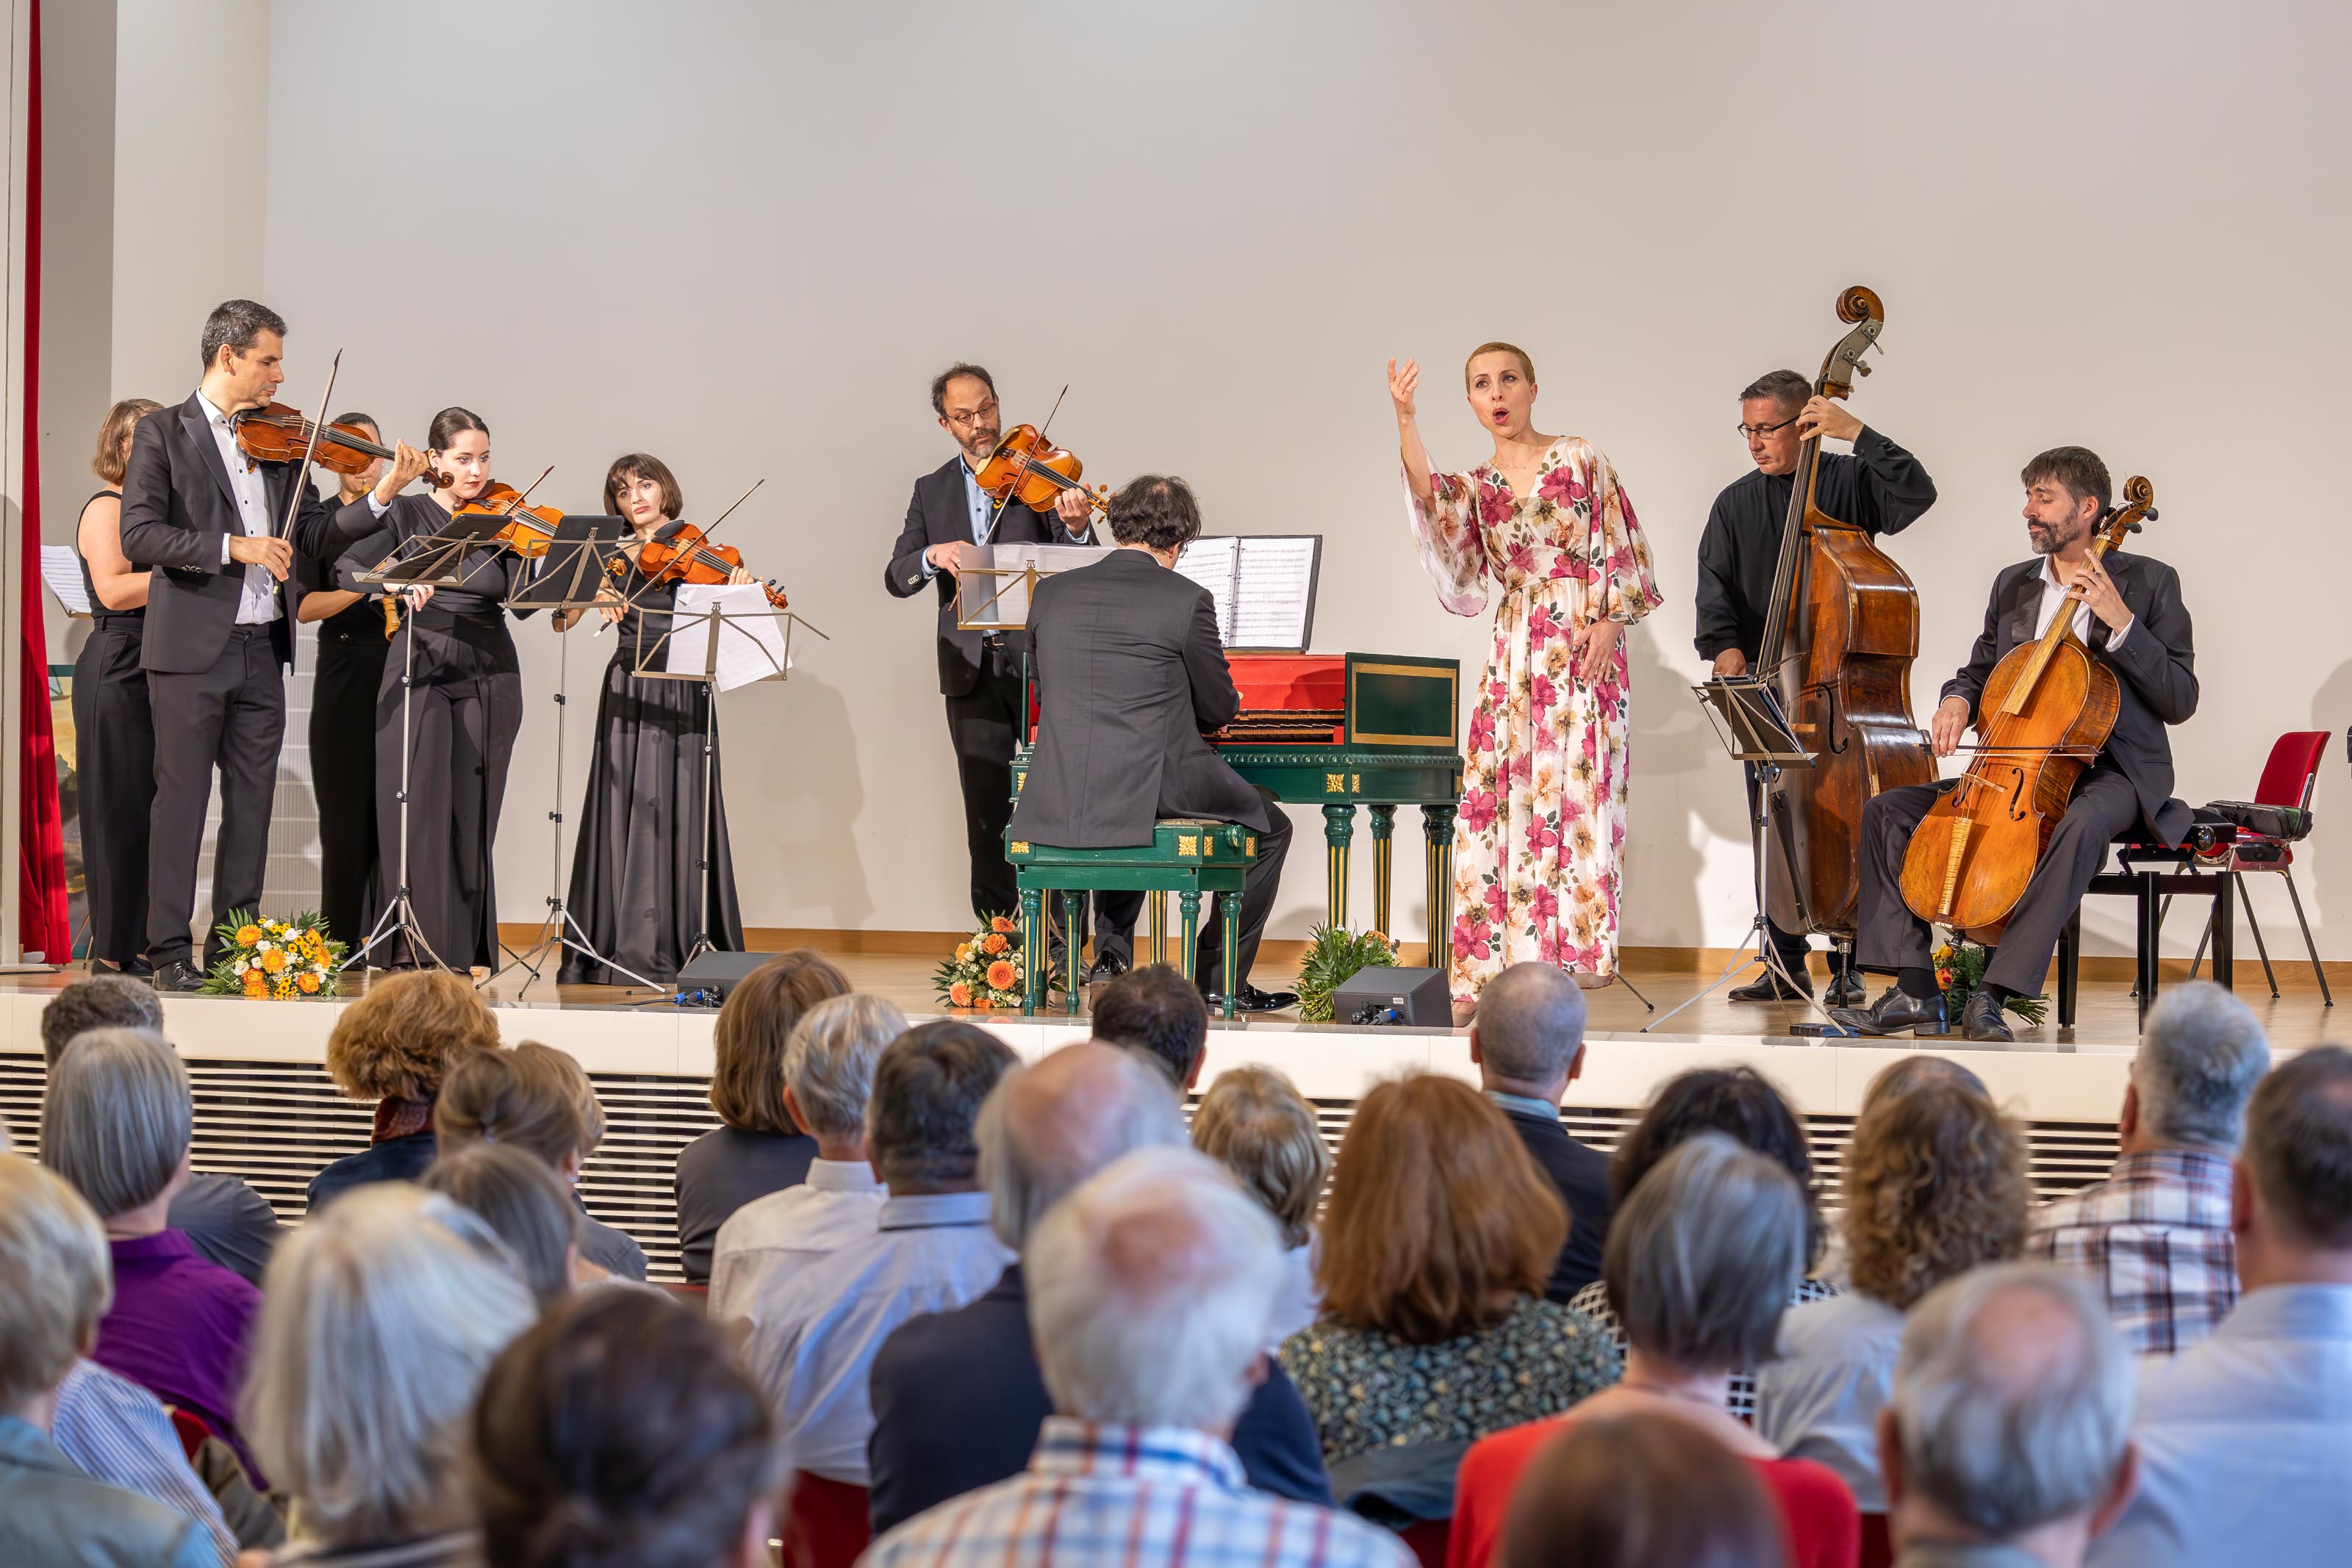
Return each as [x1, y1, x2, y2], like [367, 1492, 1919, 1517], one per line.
[1006, 820, 1261, 1020]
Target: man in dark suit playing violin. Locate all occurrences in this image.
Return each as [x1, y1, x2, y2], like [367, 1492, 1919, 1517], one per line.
[1835, 446, 2195, 1043]
[883, 363, 1100, 931]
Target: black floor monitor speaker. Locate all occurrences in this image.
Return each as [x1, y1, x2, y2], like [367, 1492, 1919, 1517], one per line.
[674, 951, 778, 1005]
[1331, 965, 1450, 1027]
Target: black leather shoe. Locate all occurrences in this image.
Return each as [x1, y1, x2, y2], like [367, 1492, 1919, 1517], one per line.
[93, 957, 154, 979]
[150, 960, 207, 993]
[1728, 971, 1811, 1003]
[1202, 983, 1299, 1014]
[1830, 985, 1947, 1037]
[1826, 971, 1868, 1009]
[1087, 952, 1130, 985]
[1960, 990, 2015, 1043]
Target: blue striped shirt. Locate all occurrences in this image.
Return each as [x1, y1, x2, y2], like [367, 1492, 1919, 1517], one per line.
[52, 1359, 237, 1567]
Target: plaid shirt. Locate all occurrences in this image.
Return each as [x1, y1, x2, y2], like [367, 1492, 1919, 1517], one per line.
[861, 1418, 1414, 1568]
[2023, 1148, 2238, 1355]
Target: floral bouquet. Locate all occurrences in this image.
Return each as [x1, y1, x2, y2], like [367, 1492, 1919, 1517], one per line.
[1933, 935, 2050, 1026]
[197, 910, 346, 999]
[1294, 924, 1400, 1023]
[933, 914, 1061, 1010]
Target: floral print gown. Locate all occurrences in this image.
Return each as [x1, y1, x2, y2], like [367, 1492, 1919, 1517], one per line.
[1405, 438, 1660, 999]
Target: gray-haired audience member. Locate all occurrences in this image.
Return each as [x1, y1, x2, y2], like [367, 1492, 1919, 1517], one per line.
[863, 1148, 1411, 1568]
[1470, 961, 1613, 1300]
[1879, 1262, 2137, 1568]
[868, 1042, 1334, 1535]
[1089, 963, 1211, 1090]
[2025, 981, 2270, 1353]
[242, 1184, 537, 1565]
[2089, 1044, 2352, 1568]
[0, 1155, 218, 1568]
[708, 994, 905, 1325]
[421, 1143, 580, 1307]
[37, 976, 281, 1284]
[1192, 1065, 1330, 1342]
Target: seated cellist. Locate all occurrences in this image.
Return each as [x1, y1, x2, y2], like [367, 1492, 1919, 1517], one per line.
[1836, 447, 2196, 1042]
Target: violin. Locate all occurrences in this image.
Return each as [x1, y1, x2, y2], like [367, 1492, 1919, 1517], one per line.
[1897, 478, 2158, 940]
[608, 522, 789, 610]
[453, 478, 563, 558]
[973, 424, 1110, 519]
[230, 402, 442, 483]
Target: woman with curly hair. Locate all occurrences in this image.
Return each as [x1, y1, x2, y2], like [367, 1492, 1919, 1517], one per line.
[1753, 1073, 2029, 1517]
[306, 970, 501, 1211]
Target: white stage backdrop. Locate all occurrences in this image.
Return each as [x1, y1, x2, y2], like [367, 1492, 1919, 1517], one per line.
[100, 0, 2351, 957]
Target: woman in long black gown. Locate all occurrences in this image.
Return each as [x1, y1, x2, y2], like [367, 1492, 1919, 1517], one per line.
[71, 397, 165, 973]
[556, 452, 745, 985]
[371, 406, 533, 973]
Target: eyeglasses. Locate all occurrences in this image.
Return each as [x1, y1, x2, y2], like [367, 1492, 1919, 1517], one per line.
[942, 400, 1000, 430]
[1736, 416, 1801, 441]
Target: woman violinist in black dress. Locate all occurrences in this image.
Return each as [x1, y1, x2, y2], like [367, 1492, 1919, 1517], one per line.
[71, 397, 165, 973]
[371, 406, 535, 972]
[555, 452, 746, 985]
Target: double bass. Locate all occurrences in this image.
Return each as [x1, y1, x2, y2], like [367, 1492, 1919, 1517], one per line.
[1755, 286, 1935, 943]
[1899, 479, 2156, 940]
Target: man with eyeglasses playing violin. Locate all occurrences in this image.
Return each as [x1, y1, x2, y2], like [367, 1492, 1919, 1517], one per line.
[885, 363, 1100, 938]
[1693, 367, 1938, 1009]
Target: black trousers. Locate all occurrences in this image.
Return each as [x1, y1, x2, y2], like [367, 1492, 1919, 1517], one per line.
[71, 621, 155, 964]
[146, 627, 284, 968]
[1191, 791, 1292, 990]
[309, 625, 387, 952]
[944, 641, 1024, 924]
[1856, 762, 2144, 997]
[1745, 763, 1851, 979]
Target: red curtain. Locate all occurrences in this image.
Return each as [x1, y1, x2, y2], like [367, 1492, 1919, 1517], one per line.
[15, 0, 68, 962]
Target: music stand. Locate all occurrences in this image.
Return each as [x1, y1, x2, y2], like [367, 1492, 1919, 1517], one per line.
[1644, 677, 1857, 1037]
[950, 542, 1098, 632]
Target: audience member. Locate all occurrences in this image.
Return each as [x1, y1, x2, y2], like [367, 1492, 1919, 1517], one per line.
[1568, 1064, 1830, 1417]
[1879, 1263, 2137, 1568]
[1452, 1134, 1859, 1568]
[870, 1043, 1333, 1535]
[2023, 981, 2268, 1353]
[2089, 1044, 2352, 1567]
[675, 950, 851, 1283]
[434, 1042, 648, 1281]
[40, 975, 281, 1284]
[1091, 961, 1211, 1090]
[38, 1026, 263, 1480]
[1469, 961, 1611, 1301]
[863, 1147, 1413, 1568]
[1192, 1064, 1330, 1342]
[1757, 1076, 2031, 1514]
[242, 1184, 537, 1565]
[1279, 1073, 1618, 1469]
[1498, 1411, 1792, 1568]
[0, 1154, 219, 1568]
[420, 1143, 579, 1308]
[743, 1019, 1017, 1496]
[708, 993, 902, 1325]
[472, 1289, 784, 1568]
[1861, 1054, 1987, 1109]
[307, 969, 500, 1209]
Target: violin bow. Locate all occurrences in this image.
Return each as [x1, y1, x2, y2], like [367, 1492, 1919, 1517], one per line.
[980, 382, 1071, 545]
[453, 464, 557, 591]
[270, 348, 343, 541]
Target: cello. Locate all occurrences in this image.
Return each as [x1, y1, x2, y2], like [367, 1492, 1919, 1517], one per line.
[1755, 286, 1935, 943]
[1898, 478, 2156, 941]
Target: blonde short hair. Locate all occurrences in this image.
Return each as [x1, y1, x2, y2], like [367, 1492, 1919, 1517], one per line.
[1463, 341, 1535, 390]
[0, 1155, 112, 1409]
[1191, 1066, 1329, 1250]
[39, 1026, 190, 1220]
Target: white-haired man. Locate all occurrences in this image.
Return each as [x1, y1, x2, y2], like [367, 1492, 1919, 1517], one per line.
[1878, 1262, 2138, 1568]
[2024, 981, 2270, 1352]
[864, 1146, 1410, 1568]
[2087, 1045, 2352, 1567]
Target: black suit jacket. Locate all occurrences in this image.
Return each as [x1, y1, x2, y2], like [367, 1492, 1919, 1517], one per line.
[1007, 549, 1269, 846]
[865, 1263, 1334, 1535]
[1500, 1109, 1613, 1303]
[883, 454, 1097, 697]
[119, 393, 378, 673]
[1942, 550, 2197, 844]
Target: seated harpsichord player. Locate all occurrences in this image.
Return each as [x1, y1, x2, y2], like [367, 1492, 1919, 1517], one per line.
[1837, 447, 2196, 1043]
[1005, 476, 1297, 1013]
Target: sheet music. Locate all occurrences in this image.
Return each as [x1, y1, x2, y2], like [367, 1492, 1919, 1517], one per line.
[668, 583, 790, 692]
[1174, 535, 1319, 650]
[958, 541, 1087, 627]
[40, 546, 90, 617]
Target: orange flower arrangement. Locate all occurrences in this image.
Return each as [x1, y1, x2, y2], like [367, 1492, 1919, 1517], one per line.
[934, 913, 1061, 1010]
[199, 908, 346, 999]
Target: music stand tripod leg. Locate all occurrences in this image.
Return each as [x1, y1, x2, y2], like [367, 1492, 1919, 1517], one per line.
[341, 608, 449, 976]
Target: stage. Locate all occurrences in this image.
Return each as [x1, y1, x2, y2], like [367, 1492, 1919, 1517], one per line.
[0, 943, 2334, 1281]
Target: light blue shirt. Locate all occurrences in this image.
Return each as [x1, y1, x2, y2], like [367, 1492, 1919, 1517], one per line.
[961, 458, 994, 546]
[2087, 1283, 2352, 1568]
[1483, 1090, 1561, 1123]
[1754, 1289, 1904, 1512]
[51, 1361, 235, 1565]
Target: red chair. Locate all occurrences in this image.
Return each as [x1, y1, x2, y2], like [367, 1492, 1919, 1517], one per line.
[776, 1472, 870, 1568]
[167, 1407, 212, 1463]
[661, 1281, 711, 1314]
[1858, 1513, 1893, 1568]
[2175, 730, 2331, 1004]
[1399, 1519, 1450, 1568]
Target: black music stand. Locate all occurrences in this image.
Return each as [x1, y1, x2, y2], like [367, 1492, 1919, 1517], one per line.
[1646, 677, 1857, 1037]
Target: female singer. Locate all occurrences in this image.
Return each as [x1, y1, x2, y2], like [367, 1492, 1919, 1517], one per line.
[1391, 345, 1660, 1017]
[554, 453, 746, 985]
[71, 397, 165, 973]
[371, 406, 533, 973]
[295, 412, 391, 954]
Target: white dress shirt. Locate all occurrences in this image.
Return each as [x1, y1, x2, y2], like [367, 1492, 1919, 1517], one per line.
[2031, 554, 2131, 650]
[743, 1188, 1013, 1484]
[1753, 1288, 1904, 1513]
[706, 1157, 886, 1328]
[2087, 1283, 2352, 1568]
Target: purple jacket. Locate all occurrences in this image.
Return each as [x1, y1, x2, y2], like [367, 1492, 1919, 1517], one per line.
[92, 1230, 263, 1480]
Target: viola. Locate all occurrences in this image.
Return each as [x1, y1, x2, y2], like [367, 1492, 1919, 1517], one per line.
[230, 402, 440, 483]
[974, 423, 1110, 519]
[1897, 478, 2157, 939]
[609, 523, 789, 611]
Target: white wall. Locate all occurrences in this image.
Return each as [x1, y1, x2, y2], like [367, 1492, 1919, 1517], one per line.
[37, 0, 112, 649]
[91, 0, 2351, 958]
